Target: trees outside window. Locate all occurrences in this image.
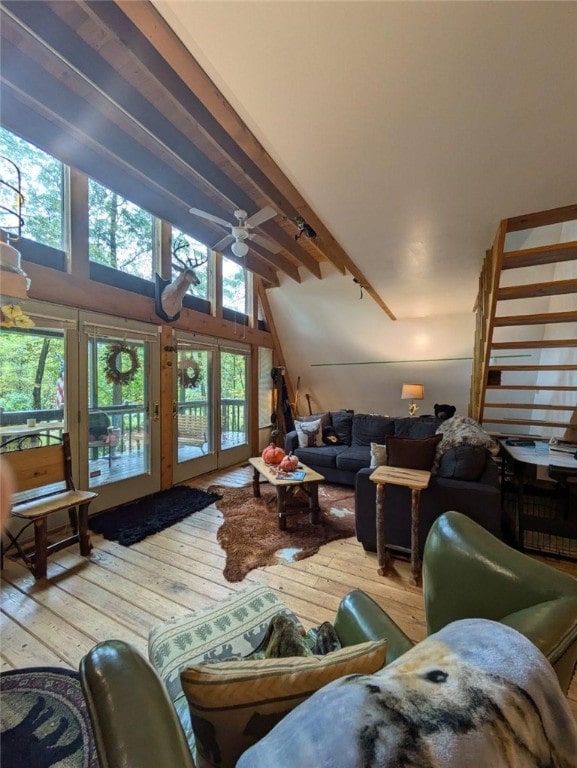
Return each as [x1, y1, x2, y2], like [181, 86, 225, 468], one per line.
[88, 179, 154, 280]
[222, 257, 246, 315]
[0, 127, 64, 251]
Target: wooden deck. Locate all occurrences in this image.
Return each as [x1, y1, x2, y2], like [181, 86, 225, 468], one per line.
[1, 462, 576, 725]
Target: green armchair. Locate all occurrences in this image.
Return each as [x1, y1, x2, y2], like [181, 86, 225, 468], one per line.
[338, 510, 577, 693]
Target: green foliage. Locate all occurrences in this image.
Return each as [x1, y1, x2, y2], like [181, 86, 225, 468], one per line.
[172, 229, 209, 300]
[0, 127, 64, 250]
[88, 179, 153, 279]
[0, 328, 64, 412]
[222, 258, 246, 314]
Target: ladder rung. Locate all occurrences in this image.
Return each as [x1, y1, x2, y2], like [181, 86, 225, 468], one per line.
[485, 402, 576, 411]
[501, 241, 577, 269]
[486, 384, 577, 391]
[494, 311, 577, 326]
[482, 417, 573, 428]
[491, 339, 577, 349]
[496, 279, 577, 301]
[488, 365, 577, 372]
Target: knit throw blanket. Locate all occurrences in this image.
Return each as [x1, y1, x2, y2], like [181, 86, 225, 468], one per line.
[237, 619, 577, 768]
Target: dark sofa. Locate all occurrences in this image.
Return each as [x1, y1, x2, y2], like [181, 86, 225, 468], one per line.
[285, 410, 502, 555]
[284, 411, 442, 486]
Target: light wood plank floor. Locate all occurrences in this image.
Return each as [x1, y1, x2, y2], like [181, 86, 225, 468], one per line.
[1, 463, 576, 725]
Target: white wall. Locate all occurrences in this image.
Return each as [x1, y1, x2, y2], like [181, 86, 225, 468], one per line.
[268, 263, 475, 419]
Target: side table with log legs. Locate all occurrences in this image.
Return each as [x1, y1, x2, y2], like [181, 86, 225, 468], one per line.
[369, 466, 431, 586]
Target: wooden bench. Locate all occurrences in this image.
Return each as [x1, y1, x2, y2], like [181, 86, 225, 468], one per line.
[177, 413, 208, 454]
[1, 433, 97, 580]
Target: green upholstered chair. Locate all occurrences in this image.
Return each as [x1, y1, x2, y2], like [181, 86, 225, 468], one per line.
[339, 510, 577, 693]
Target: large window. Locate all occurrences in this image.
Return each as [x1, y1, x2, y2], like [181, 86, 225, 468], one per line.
[88, 179, 154, 280]
[0, 127, 65, 251]
[222, 257, 247, 315]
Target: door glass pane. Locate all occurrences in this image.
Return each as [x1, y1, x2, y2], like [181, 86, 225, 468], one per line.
[220, 351, 247, 449]
[87, 336, 149, 487]
[0, 323, 66, 448]
[177, 348, 211, 462]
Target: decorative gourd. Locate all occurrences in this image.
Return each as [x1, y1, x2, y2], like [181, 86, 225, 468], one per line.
[262, 443, 285, 465]
[279, 453, 299, 473]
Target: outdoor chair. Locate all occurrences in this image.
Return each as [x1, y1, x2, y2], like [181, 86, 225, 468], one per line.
[89, 410, 121, 466]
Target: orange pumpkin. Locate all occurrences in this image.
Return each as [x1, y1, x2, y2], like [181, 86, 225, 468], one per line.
[262, 443, 285, 465]
[279, 453, 299, 473]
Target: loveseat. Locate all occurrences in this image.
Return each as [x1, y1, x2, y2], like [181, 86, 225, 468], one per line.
[285, 411, 502, 555]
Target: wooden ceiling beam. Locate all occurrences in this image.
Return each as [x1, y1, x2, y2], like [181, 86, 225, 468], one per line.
[114, 0, 350, 273]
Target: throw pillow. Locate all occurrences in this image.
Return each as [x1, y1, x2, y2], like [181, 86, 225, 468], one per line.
[322, 426, 343, 445]
[297, 412, 331, 429]
[386, 434, 442, 471]
[295, 418, 323, 448]
[180, 639, 387, 768]
[370, 442, 388, 468]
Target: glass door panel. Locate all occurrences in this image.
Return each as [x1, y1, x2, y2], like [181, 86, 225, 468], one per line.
[173, 338, 217, 482]
[79, 313, 160, 511]
[219, 349, 249, 465]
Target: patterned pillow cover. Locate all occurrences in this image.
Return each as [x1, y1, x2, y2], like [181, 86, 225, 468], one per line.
[295, 418, 323, 447]
[180, 639, 387, 768]
[370, 442, 388, 468]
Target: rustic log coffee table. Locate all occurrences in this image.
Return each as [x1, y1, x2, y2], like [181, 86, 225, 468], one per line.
[248, 457, 325, 531]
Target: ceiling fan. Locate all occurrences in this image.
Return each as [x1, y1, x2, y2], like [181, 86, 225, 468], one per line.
[189, 205, 280, 257]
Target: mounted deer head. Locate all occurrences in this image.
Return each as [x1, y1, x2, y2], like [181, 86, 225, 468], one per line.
[154, 247, 209, 322]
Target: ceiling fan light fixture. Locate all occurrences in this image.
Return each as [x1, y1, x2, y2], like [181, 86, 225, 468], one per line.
[231, 239, 249, 258]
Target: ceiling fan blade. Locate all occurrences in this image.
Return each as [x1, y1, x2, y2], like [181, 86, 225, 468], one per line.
[189, 207, 232, 229]
[245, 205, 277, 228]
[250, 233, 282, 254]
[211, 234, 234, 252]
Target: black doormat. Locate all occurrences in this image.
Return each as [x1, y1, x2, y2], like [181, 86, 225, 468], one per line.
[89, 485, 221, 546]
[0, 667, 99, 768]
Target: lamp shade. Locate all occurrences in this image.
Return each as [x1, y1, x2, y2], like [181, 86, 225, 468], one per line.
[231, 240, 249, 258]
[401, 384, 424, 401]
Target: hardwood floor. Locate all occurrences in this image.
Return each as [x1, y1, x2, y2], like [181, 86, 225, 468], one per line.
[1, 462, 576, 725]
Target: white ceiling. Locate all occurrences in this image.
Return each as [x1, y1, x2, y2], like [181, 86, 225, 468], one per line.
[151, 0, 577, 320]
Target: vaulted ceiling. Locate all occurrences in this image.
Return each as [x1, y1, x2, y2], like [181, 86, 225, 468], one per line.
[1, 0, 576, 327]
[0, 0, 391, 313]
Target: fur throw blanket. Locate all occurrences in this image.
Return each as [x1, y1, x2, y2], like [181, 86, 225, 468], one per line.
[435, 415, 500, 455]
[237, 619, 577, 768]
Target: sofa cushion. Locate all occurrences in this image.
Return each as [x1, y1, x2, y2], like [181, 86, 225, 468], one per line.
[351, 414, 395, 446]
[180, 639, 387, 768]
[386, 434, 442, 471]
[394, 417, 440, 439]
[336, 445, 372, 473]
[437, 446, 487, 481]
[295, 418, 323, 447]
[330, 410, 354, 445]
[294, 444, 347, 469]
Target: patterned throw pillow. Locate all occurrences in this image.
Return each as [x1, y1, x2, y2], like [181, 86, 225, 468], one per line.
[294, 418, 323, 447]
[370, 442, 388, 468]
[180, 639, 387, 768]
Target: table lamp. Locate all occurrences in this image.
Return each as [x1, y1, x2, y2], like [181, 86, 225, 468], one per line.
[401, 384, 424, 416]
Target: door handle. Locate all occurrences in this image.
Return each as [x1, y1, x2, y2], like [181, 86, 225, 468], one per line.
[153, 401, 160, 421]
[172, 400, 177, 419]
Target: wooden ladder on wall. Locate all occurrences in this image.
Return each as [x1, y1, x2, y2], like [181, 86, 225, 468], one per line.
[470, 204, 577, 440]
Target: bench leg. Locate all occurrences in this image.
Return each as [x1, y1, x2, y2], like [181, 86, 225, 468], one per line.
[77, 503, 92, 556]
[33, 518, 48, 580]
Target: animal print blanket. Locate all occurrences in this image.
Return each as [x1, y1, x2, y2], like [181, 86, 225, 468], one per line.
[237, 619, 577, 768]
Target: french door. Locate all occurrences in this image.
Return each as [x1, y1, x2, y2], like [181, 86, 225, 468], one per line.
[173, 331, 250, 482]
[78, 312, 161, 511]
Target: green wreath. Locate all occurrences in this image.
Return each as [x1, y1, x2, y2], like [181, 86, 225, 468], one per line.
[103, 342, 140, 385]
[178, 357, 201, 389]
